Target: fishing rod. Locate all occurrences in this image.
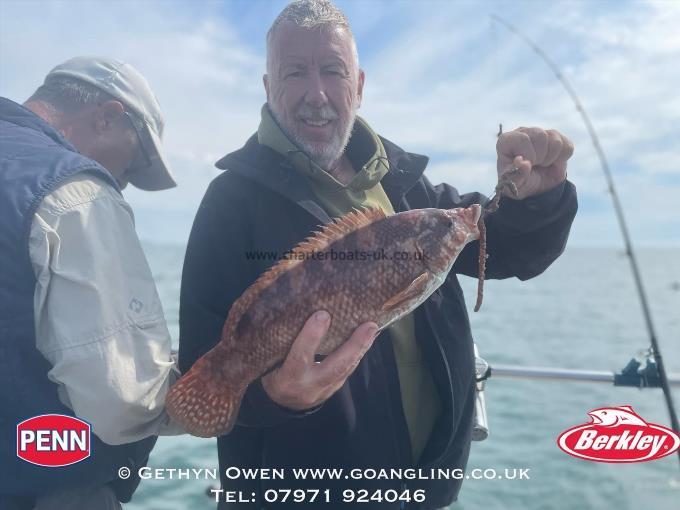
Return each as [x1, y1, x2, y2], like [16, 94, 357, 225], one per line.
[487, 14, 680, 466]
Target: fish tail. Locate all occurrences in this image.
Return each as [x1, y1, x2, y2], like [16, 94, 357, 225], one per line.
[165, 354, 247, 437]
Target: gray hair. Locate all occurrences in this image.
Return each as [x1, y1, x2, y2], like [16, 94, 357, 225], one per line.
[266, 0, 359, 76]
[27, 76, 116, 114]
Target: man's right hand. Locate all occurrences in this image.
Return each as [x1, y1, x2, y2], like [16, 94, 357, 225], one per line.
[261, 311, 378, 411]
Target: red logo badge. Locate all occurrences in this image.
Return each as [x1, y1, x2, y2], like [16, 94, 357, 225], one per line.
[17, 414, 91, 467]
[557, 406, 680, 463]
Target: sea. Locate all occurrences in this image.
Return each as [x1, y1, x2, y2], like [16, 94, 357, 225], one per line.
[127, 244, 680, 510]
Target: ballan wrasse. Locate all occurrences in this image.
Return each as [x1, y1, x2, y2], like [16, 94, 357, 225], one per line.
[167, 204, 482, 437]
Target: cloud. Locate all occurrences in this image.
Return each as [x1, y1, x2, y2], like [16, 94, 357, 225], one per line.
[1, 0, 678, 246]
[359, 0, 680, 246]
[633, 148, 680, 175]
[1, 0, 267, 241]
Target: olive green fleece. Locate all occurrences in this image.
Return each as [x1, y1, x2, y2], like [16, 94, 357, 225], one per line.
[257, 105, 441, 464]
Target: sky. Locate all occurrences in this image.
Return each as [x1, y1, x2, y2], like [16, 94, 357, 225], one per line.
[1, 0, 679, 246]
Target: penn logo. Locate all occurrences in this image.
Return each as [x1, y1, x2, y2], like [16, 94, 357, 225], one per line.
[17, 414, 91, 467]
[557, 406, 680, 463]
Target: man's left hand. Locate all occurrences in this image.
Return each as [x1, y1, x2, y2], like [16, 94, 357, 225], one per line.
[496, 127, 574, 200]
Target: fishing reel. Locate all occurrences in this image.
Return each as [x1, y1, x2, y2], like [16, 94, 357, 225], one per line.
[614, 352, 662, 389]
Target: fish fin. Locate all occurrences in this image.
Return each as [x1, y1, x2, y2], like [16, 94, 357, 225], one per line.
[290, 205, 385, 260]
[301, 205, 385, 250]
[380, 272, 430, 313]
[617, 406, 636, 413]
[165, 351, 246, 437]
[225, 206, 387, 334]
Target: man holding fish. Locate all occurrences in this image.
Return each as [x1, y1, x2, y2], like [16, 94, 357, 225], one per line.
[178, 1, 577, 508]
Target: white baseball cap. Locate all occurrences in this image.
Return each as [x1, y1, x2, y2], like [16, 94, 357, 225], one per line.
[46, 56, 176, 191]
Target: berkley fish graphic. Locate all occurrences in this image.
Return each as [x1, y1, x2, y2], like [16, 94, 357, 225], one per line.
[588, 405, 648, 427]
[167, 205, 481, 437]
[557, 406, 680, 463]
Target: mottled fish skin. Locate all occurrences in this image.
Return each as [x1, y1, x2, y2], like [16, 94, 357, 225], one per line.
[166, 204, 481, 437]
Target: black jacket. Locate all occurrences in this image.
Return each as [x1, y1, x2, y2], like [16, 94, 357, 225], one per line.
[179, 134, 577, 509]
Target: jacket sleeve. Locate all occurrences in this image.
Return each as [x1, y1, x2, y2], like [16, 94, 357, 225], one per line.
[179, 174, 317, 429]
[30, 175, 181, 445]
[422, 176, 578, 280]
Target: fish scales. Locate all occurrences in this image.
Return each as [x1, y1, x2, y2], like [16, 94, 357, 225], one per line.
[167, 204, 482, 437]
[250, 213, 429, 353]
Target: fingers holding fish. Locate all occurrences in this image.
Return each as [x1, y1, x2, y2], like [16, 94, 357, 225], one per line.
[262, 318, 378, 411]
[261, 311, 332, 410]
[316, 321, 379, 391]
[285, 310, 331, 369]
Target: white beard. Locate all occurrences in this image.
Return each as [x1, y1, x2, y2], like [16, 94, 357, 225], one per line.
[270, 101, 357, 171]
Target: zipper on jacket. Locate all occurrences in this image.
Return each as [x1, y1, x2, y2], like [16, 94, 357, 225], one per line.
[419, 298, 456, 471]
[377, 329, 414, 509]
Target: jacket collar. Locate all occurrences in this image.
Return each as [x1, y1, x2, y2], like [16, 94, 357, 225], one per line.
[257, 104, 391, 194]
[0, 97, 77, 152]
[215, 129, 429, 223]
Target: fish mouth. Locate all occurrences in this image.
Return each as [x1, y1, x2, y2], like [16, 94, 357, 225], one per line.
[457, 204, 482, 234]
[444, 204, 483, 239]
[447, 204, 482, 227]
[470, 203, 482, 224]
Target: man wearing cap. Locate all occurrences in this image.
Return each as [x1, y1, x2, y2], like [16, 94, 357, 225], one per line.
[180, 1, 577, 509]
[0, 57, 179, 509]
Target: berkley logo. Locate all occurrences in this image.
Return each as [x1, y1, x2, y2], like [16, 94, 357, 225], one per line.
[17, 414, 91, 467]
[557, 406, 680, 463]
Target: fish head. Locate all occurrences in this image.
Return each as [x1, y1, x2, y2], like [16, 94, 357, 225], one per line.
[413, 204, 481, 276]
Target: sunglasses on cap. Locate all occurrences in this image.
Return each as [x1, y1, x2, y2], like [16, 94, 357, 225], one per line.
[123, 110, 152, 175]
